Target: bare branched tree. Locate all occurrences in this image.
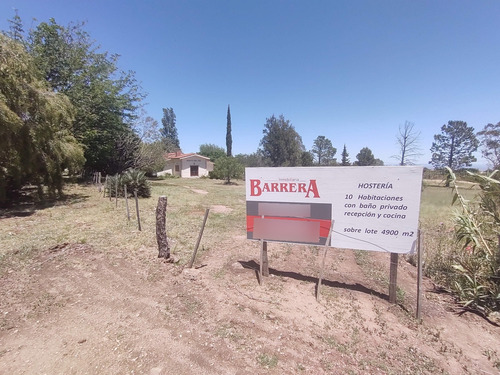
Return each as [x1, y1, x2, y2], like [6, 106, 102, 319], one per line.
[392, 121, 422, 166]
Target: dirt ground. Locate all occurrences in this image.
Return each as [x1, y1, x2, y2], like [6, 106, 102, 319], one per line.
[1, 192, 500, 374]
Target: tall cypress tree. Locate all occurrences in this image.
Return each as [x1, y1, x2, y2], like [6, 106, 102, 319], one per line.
[341, 144, 350, 166]
[226, 105, 232, 156]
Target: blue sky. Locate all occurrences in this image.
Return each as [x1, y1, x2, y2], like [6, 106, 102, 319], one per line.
[2, 0, 499, 167]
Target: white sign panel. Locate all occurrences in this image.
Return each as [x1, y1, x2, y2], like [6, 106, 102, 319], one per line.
[245, 166, 423, 254]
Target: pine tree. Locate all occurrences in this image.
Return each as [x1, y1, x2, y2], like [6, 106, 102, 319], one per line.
[6, 10, 24, 41]
[430, 121, 478, 170]
[341, 144, 350, 166]
[259, 114, 304, 167]
[311, 136, 336, 165]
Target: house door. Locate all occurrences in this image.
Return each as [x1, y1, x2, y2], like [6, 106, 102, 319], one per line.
[190, 165, 199, 177]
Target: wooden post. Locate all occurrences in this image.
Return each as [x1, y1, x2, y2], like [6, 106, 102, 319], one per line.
[188, 208, 210, 268]
[262, 240, 269, 276]
[316, 221, 334, 301]
[389, 253, 399, 304]
[259, 240, 269, 285]
[115, 176, 118, 207]
[134, 189, 141, 231]
[98, 172, 102, 193]
[156, 196, 170, 259]
[416, 230, 423, 320]
[104, 175, 108, 198]
[124, 185, 130, 221]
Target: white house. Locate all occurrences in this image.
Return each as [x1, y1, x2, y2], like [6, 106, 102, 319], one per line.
[157, 151, 214, 178]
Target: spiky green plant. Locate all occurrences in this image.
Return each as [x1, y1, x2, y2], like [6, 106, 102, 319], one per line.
[446, 167, 500, 314]
[122, 169, 151, 198]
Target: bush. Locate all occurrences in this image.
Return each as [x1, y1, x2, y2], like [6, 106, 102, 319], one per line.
[122, 169, 151, 198]
[210, 156, 244, 184]
[445, 168, 500, 314]
[105, 169, 151, 198]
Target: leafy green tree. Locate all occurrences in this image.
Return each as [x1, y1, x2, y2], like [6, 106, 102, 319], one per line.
[430, 121, 479, 170]
[226, 105, 232, 157]
[161, 107, 180, 152]
[235, 152, 265, 167]
[477, 122, 500, 169]
[311, 136, 336, 165]
[27, 18, 144, 174]
[341, 144, 350, 166]
[199, 143, 226, 161]
[212, 156, 244, 184]
[259, 114, 304, 167]
[393, 121, 422, 166]
[301, 151, 314, 166]
[354, 147, 376, 166]
[131, 111, 166, 175]
[0, 34, 84, 204]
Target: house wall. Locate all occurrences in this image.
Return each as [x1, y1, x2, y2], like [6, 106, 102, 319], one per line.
[180, 157, 210, 178]
[158, 156, 213, 178]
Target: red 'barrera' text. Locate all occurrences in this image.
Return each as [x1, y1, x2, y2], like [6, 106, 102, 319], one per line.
[250, 179, 320, 198]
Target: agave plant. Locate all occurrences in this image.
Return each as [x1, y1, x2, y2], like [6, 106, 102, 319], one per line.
[122, 169, 151, 198]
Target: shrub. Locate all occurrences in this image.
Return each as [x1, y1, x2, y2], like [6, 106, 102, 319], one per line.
[105, 169, 151, 198]
[445, 167, 500, 314]
[122, 169, 151, 198]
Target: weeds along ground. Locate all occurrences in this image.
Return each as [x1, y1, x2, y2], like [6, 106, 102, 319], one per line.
[0, 178, 248, 273]
[0, 177, 483, 303]
[419, 181, 481, 291]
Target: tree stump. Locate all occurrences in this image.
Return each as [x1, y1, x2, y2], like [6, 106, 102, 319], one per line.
[156, 196, 170, 259]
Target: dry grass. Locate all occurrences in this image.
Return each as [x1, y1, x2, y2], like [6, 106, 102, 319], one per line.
[0, 178, 247, 273]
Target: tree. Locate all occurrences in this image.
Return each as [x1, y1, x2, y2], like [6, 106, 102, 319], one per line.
[477, 122, 500, 169]
[0, 34, 84, 204]
[212, 156, 244, 184]
[5, 10, 24, 42]
[235, 152, 265, 167]
[160, 107, 180, 152]
[430, 121, 479, 170]
[341, 144, 350, 166]
[311, 136, 336, 165]
[199, 143, 226, 161]
[354, 147, 376, 166]
[301, 151, 314, 166]
[133, 110, 162, 144]
[27, 18, 144, 175]
[259, 114, 304, 167]
[226, 105, 232, 157]
[393, 121, 422, 166]
[131, 112, 166, 175]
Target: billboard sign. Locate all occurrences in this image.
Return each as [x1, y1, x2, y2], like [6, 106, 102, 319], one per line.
[245, 166, 423, 254]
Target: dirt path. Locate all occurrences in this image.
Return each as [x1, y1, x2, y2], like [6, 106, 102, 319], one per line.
[1, 185, 499, 374]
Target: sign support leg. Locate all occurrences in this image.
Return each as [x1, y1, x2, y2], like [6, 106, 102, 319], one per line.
[259, 240, 268, 285]
[416, 230, 423, 320]
[389, 253, 398, 304]
[316, 221, 334, 301]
